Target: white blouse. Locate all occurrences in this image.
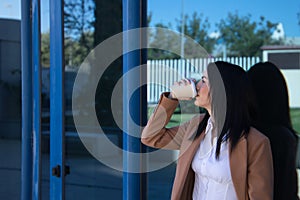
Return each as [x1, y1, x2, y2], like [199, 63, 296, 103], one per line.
[191, 118, 238, 200]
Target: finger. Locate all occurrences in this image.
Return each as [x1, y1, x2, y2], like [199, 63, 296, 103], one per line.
[168, 92, 177, 99]
[173, 81, 180, 86]
[186, 78, 192, 83]
[181, 78, 190, 85]
[190, 78, 196, 83]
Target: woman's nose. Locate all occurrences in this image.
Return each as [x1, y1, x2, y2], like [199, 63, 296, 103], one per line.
[196, 81, 202, 91]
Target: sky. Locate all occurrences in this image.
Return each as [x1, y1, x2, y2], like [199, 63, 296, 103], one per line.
[0, 0, 299, 37]
[148, 0, 300, 37]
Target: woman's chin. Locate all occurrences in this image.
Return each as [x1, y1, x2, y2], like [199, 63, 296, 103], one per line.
[194, 100, 200, 107]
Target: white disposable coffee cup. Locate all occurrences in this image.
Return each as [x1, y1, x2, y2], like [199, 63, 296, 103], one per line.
[170, 79, 197, 99]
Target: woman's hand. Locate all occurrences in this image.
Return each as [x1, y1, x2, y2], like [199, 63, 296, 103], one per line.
[169, 78, 196, 100]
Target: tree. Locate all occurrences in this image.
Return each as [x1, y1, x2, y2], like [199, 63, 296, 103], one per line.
[147, 11, 179, 59]
[41, 32, 50, 67]
[148, 23, 181, 60]
[41, 31, 94, 69]
[147, 11, 153, 26]
[64, 0, 94, 66]
[64, 31, 94, 67]
[148, 12, 215, 59]
[217, 12, 282, 57]
[177, 12, 216, 56]
[64, 0, 94, 39]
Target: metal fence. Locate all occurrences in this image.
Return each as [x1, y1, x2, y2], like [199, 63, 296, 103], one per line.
[147, 57, 260, 104]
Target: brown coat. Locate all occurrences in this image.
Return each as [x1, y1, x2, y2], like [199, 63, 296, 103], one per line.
[141, 93, 273, 200]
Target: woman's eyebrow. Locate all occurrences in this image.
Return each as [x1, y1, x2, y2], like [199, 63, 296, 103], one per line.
[201, 76, 208, 80]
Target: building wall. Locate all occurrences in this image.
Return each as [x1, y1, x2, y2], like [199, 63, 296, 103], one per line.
[281, 70, 300, 108]
[262, 48, 300, 108]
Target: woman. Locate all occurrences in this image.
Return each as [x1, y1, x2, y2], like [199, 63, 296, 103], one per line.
[141, 61, 273, 200]
[247, 62, 299, 200]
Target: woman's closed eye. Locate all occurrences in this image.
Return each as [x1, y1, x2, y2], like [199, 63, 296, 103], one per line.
[201, 76, 208, 84]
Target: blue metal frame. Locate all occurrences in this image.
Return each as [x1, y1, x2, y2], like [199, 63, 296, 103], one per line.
[21, 0, 33, 199]
[49, 0, 65, 199]
[32, 0, 42, 199]
[21, 0, 149, 199]
[123, 0, 148, 199]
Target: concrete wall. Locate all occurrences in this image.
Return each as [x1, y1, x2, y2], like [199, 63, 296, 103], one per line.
[281, 70, 300, 108]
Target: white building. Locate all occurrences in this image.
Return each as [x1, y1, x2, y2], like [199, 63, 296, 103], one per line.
[261, 45, 300, 108]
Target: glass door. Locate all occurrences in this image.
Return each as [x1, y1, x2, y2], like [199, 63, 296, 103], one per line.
[63, 0, 123, 199]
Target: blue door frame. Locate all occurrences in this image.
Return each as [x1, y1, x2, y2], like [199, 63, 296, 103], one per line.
[21, 0, 33, 199]
[21, 0, 67, 199]
[32, 0, 42, 199]
[21, 0, 42, 199]
[123, 0, 148, 200]
[49, 0, 65, 199]
[21, 0, 147, 199]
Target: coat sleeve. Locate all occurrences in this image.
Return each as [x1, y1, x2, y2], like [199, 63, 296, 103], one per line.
[247, 129, 274, 200]
[141, 92, 192, 150]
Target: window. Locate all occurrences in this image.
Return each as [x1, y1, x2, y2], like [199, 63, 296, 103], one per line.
[268, 52, 300, 69]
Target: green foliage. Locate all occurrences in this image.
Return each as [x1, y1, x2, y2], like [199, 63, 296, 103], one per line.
[41, 32, 50, 67]
[59, 5, 287, 62]
[63, 0, 95, 68]
[148, 12, 153, 26]
[41, 0, 95, 68]
[217, 12, 283, 57]
[64, 31, 94, 67]
[148, 12, 216, 59]
[291, 108, 300, 134]
[41, 31, 94, 68]
[177, 12, 216, 55]
[148, 23, 181, 60]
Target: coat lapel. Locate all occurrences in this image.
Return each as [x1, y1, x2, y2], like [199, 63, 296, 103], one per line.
[181, 132, 205, 168]
[171, 132, 205, 200]
[230, 137, 248, 200]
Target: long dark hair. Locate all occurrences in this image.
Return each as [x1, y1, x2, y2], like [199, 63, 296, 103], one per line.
[247, 61, 297, 137]
[195, 61, 253, 159]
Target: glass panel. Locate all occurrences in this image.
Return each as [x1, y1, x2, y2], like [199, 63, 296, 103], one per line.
[268, 53, 300, 69]
[41, 1, 50, 199]
[0, 19, 22, 200]
[63, 0, 123, 199]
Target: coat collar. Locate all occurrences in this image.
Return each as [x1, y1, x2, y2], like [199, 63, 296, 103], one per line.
[177, 133, 248, 200]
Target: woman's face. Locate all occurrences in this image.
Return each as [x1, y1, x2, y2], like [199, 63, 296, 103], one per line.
[194, 70, 211, 112]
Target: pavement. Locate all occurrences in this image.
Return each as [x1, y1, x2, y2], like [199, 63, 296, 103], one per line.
[0, 138, 176, 200]
[1, 138, 300, 200]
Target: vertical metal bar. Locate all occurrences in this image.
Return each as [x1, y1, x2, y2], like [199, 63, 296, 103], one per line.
[21, 0, 33, 199]
[32, 0, 42, 199]
[50, 0, 65, 199]
[123, 0, 147, 200]
[180, 0, 185, 58]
